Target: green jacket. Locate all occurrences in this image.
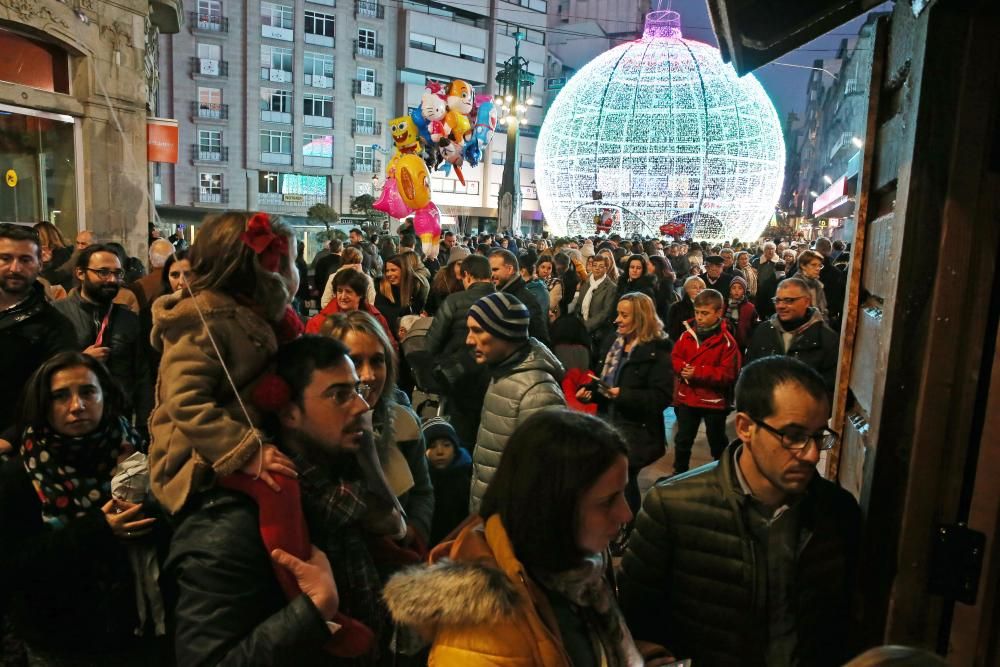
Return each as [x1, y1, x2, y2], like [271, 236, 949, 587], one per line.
[619, 442, 861, 666]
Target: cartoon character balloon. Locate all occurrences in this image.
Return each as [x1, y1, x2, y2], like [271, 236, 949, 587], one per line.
[395, 154, 432, 210]
[438, 140, 466, 185]
[420, 86, 448, 144]
[389, 116, 421, 155]
[413, 202, 442, 260]
[373, 176, 412, 219]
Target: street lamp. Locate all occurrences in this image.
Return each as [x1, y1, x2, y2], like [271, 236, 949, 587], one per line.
[495, 31, 536, 234]
[851, 136, 864, 148]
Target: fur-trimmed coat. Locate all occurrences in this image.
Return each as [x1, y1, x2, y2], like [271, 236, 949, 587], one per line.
[383, 515, 572, 667]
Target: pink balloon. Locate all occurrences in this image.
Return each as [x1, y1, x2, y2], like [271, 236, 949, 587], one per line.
[413, 202, 442, 259]
[373, 177, 412, 219]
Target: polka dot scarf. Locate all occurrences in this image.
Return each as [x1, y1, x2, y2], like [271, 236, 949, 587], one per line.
[21, 416, 140, 528]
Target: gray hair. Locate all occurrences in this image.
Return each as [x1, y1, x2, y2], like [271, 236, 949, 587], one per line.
[148, 239, 175, 268]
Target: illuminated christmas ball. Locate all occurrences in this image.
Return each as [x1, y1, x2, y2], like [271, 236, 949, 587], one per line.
[536, 10, 785, 241]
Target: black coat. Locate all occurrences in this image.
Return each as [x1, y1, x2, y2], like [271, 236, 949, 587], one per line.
[752, 258, 781, 318]
[499, 275, 549, 344]
[313, 253, 342, 294]
[53, 293, 153, 433]
[702, 272, 733, 300]
[0, 457, 152, 661]
[165, 490, 339, 667]
[619, 442, 861, 667]
[0, 284, 76, 442]
[597, 338, 673, 470]
[615, 274, 657, 303]
[745, 310, 839, 393]
[666, 294, 695, 342]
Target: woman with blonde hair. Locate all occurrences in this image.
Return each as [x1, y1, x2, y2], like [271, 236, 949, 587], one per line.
[374, 254, 424, 342]
[576, 292, 672, 513]
[598, 248, 619, 282]
[148, 210, 302, 515]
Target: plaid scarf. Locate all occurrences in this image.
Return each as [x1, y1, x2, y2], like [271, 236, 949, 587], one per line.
[600, 335, 627, 387]
[22, 416, 140, 527]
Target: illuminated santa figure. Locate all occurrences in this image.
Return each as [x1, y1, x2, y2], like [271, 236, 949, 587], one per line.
[535, 10, 785, 242]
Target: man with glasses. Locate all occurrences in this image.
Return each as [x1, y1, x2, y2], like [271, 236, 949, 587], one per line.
[168, 335, 407, 663]
[745, 276, 840, 393]
[54, 243, 152, 437]
[620, 355, 861, 667]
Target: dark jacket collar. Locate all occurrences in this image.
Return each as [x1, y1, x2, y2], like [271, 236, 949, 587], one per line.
[0, 282, 49, 330]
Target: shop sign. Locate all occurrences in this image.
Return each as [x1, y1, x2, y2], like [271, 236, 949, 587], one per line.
[4, 169, 16, 187]
[813, 176, 848, 216]
[283, 194, 305, 203]
[147, 118, 179, 164]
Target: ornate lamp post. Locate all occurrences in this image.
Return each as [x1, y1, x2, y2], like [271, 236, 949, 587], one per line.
[494, 31, 536, 234]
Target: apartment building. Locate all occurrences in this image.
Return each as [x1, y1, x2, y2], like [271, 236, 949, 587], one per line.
[398, 0, 549, 233]
[155, 0, 397, 225]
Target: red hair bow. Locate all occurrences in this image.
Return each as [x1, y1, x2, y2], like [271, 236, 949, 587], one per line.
[242, 212, 288, 273]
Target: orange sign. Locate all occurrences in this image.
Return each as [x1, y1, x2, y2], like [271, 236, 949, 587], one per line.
[147, 118, 179, 163]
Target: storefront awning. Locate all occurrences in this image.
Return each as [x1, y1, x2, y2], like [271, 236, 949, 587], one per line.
[813, 175, 853, 218]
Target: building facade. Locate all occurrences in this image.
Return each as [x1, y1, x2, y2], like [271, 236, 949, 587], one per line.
[0, 0, 180, 255]
[155, 0, 398, 227]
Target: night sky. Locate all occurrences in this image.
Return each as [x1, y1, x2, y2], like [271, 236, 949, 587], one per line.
[592, 0, 895, 122]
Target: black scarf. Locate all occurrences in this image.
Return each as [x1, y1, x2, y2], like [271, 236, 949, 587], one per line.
[21, 416, 140, 527]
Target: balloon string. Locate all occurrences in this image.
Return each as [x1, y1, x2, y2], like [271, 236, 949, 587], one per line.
[94, 70, 266, 480]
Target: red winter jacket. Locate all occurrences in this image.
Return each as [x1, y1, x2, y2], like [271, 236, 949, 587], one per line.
[305, 300, 399, 354]
[671, 319, 741, 410]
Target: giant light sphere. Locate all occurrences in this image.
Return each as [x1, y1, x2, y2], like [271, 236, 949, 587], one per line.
[536, 10, 785, 242]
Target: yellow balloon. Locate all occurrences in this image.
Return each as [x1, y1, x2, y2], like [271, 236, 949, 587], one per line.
[445, 110, 471, 144]
[395, 154, 431, 210]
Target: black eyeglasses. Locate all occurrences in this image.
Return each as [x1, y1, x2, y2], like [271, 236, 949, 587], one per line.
[751, 418, 838, 452]
[771, 295, 807, 305]
[86, 268, 125, 281]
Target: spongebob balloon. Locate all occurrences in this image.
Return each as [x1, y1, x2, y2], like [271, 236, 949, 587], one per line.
[389, 116, 421, 155]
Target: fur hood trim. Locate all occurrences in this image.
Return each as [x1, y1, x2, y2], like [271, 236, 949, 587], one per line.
[383, 559, 520, 627]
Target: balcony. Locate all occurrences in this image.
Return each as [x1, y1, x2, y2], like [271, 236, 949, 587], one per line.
[353, 40, 384, 59]
[304, 73, 334, 89]
[192, 187, 229, 204]
[261, 152, 293, 165]
[351, 119, 381, 136]
[304, 32, 334, 47]
[261, 109, 293, 124]
[191, 57, 228, 77]
[354, 0, 384, 18]
[258, 192, 328, 207]
[190, 101, 229, 120]
[261, 25, 294, 41]
[191, 144, 229, 162]
[307, 0, 335, 5]
[351, 80, 383, 98]
[350, 158, 380, 175]
[261, 68, 293, 84]
[304, 155, 333, 167]
[304, 114, 334, 128]
[188, 12, 229, 32]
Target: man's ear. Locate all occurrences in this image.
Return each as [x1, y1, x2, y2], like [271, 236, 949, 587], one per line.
[279, 401, 302, 430]
[734, 411, 755, 447]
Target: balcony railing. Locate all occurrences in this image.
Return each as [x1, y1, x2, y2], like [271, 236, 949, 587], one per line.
[351, 80, 383, 98]
[354, 0, 384, 18]
[304, 154, 333, 167]
[258, 192, 328, 207]
[351, 119, 381, 136]
[352, 40, 384, 59]
[350, 158, 380, 175]
[188, 12, 229, 32]
[260, 152, 293, 165]
[191, 144, 229, 162]
[192, 187, 229, 204]
[191, 101, 229, 120]
[191, 57, 229, 77]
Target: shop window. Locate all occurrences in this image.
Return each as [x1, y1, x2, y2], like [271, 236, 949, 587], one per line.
[0, 29, 70, 94]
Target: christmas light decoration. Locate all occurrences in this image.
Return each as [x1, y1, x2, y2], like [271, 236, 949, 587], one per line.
[536, 10, 785, 241]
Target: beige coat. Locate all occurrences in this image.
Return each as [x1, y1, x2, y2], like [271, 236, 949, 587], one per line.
[148, 290, 276, 513]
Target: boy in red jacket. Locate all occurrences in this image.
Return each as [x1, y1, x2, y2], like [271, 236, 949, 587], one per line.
[671, 288, 741, 473]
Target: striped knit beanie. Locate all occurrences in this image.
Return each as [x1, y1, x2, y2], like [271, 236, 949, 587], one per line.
[468, 292, 529, 341]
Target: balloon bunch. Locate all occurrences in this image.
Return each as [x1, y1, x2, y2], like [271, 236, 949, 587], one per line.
[374, 79, 499, 259]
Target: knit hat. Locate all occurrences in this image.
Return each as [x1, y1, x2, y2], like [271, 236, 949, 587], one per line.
[445, 244, 470, 266]
[422, 417, 460, 449]
[468, 292, 530, 341]
[730, 275, 748, 291]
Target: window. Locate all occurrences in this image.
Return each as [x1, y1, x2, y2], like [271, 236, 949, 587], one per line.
[198, 43, 221, 60]
[260, 171, 281, 193]
[198, 87, 223, 117]
[401, 0, 487, 28]
[198, 129, 222, 160]
[304, 52, 334, 88]
[409, 32, 435, 52]
[260, 129, 292, 164]
[496, 20, 545, 45]
[461, 44, 485, 63]
[261, 2, 293, 28]
[357, 0, 380, 17]
[436, 38, 460, 57]
[357, 28, 377, 55]
[196, 43, 223, 75]
[503, 0, 547, 11]
[354, 144, 374, 170]
[304, 94, 334, 127]
[199, 172, 223, 201]
[305, 11, 335, 46]
[197, 0, 223, 29]
[303, 133, 333, 166]
[399, 70, 425, 86]
[261, 45, 293, 82]
[260, 88, 292, 123]
[357, 67, 375, 83]
[355, 106, 374, 124]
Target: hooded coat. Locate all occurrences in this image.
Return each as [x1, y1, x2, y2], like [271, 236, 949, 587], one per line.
[383, 515, 572, 667]
[470, 339, 565, 513]
[148, 290, 275, 514]
[671, 319, 741, 411]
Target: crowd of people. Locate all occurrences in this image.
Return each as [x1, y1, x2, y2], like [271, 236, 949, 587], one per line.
[0, 216, 943, 667]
